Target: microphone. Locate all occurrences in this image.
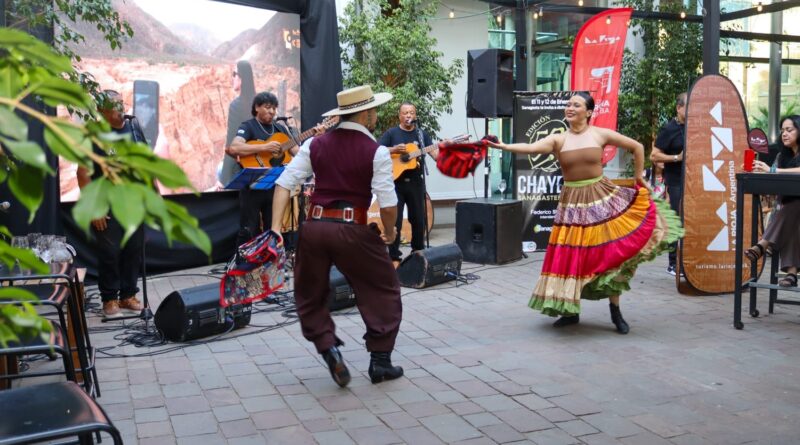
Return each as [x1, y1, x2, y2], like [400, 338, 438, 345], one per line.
[275, 116, 291, 122]
[0, 201, 10, 212]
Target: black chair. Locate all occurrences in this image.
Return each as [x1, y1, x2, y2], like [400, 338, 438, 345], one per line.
[0, 381, 122, 444]
[0, 320, 76, 384]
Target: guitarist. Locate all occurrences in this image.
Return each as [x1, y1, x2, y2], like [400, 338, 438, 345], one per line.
[226, 92, 294, 246]
[379, 102, 437, 264]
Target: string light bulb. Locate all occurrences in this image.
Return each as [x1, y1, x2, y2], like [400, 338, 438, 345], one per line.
[680, 10, 686, 19]
[449, 9, 454, 18]
[533, 11, 538, 19]
[757, 1, 763, 11]
[496, 14, 502, 25]
[605, 15, 611, 25]
[538, 8, 543, 18]
[578, 0, 584, 6]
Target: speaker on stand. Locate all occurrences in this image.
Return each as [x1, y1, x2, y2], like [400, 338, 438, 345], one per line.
[467, 48, 514, 199]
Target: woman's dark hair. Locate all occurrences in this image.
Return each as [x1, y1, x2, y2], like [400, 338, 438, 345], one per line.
[251, 92, 279, 116]
[572, 92, 595, 122]
[777, 115, 800, 169]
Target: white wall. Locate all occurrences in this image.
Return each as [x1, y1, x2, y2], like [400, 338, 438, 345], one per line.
[425, 0, 491, 200]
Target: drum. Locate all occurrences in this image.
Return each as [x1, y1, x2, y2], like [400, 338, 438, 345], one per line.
[368, 193, 434, 243]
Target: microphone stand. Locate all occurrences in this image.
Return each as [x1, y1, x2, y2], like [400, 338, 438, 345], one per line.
[415, 122, 431, 249]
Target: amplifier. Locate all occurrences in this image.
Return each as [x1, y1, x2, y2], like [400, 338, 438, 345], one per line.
[155, 282, 251, 342]
[397, 244, 462, 289]
[329, 266, 356, 311]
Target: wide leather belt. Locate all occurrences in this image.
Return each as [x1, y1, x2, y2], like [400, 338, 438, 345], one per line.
[308, 205, 368, 225]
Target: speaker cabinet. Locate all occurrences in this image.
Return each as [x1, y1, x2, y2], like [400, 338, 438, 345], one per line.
[155, 283, 251, 342]
[467, 49, 514, 118]
[329, 266, 356, 311]
[456, 198, 522, 264]
[397, 244, 463, 289]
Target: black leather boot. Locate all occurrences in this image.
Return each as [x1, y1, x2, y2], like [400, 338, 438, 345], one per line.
[368, 351, 404, 384]
[553, 315, 579, 327]
[609, 303, 629, 334]
[321, 346, 350, 387]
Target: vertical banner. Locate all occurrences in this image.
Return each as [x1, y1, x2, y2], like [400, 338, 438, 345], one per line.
[570, 7, 633, 165]
[682, 74, 753, 293]
[514, 92, 578, 251]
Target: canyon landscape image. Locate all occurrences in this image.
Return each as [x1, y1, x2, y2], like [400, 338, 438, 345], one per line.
[60, 0, 301, 200]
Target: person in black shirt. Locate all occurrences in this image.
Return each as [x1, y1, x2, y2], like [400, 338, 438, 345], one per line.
[77, 90, 146, 319]
[651, 92, 687, 276]
[379, 102, 436, 263]
[227, 92, 295, 247]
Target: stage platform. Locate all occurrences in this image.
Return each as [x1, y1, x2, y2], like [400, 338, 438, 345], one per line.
[17, 226, 800, 445]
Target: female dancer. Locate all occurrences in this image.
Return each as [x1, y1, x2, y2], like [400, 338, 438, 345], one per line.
[745, 115, 800, 287]
[488, 92, 683, 333]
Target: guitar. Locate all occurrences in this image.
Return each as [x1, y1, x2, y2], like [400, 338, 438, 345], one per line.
[239, 116, 338, 168]
[391, 134, 469, 180]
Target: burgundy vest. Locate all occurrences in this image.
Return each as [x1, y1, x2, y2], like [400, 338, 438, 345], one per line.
[309, 128, 378, 209]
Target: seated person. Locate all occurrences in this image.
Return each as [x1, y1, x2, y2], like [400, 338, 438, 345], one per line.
[745, 115, 800, 287]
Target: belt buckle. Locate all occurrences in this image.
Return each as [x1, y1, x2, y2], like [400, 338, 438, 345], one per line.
[342, 207, 354, 223]
[311, 205, 323, 219]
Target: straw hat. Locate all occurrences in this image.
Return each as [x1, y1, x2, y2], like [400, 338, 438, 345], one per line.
[322, 85, 393, 116]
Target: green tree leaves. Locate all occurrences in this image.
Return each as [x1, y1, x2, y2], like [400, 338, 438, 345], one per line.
[618, 0, 702, 158]
[0, 27, 211, 347]
[339, 0, 464, 138]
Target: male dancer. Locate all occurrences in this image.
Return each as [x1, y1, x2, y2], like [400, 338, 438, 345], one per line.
[272, 85, 404, 387]
[379, 102, 436, 263]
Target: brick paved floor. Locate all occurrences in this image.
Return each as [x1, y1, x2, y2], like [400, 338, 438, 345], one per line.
[20, 227, 800, 444]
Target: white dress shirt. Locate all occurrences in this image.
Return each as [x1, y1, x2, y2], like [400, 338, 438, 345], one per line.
[275, 121, 398, 208]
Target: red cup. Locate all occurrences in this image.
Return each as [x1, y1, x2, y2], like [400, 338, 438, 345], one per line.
[744, 149, 755, 172]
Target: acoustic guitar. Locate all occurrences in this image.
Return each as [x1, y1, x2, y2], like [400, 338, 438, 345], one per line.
[391, 134, 469, 180]
[239, 116, 338, 168]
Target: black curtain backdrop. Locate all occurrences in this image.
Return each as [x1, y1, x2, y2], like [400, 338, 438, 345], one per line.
[2, 0, 342, 277]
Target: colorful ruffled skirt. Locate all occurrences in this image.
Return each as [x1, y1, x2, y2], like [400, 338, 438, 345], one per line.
[529, 176, 684, 316]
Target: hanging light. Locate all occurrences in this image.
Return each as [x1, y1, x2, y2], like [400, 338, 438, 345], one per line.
[606, 15, 611, 25]
[533, 11, 538, 19]
[578, 0, 584, 6]
[497, 13, 503, 25]
[449, 9, 454, 19]
[680, 10, 686, 19]
[757, 1, 763, 12]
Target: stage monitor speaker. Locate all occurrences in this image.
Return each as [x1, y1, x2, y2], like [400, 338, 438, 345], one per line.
[155, 283, 251, 342]
[397, 243, 463, 289]
[467, 48, 514, 118]
[456, 198, 523, 264]
[329, 266, 356, 311]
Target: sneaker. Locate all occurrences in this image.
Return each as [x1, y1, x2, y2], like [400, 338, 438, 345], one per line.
[666, 265, 677, 276]
[119, 296, 143, 314]
[103, 300, 123, 319]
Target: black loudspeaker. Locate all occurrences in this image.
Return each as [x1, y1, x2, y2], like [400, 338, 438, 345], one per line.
[456, 198, 523, 264]
[397, 244, 463, 289]
[155, 283, 251, 342]
[467, 49, 514, 118]
[329, 266, 356, 311]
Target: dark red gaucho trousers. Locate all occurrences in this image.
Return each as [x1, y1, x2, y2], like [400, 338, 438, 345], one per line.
[294, 220, 402, 353]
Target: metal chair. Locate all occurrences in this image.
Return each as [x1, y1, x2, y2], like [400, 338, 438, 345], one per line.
[0, 381, 122, 444]
[0, 319, 76, 384]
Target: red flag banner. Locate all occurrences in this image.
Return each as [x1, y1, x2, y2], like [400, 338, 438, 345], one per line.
[571, 8, 633, 164]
